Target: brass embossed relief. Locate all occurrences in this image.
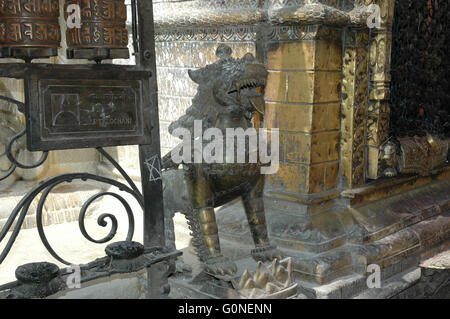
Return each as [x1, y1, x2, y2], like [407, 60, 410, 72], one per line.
[64, 0, 129, 60]
[341, 28, 369, 188]
[380, 135, 449, 178]
[0, 0, 61, 59]
[366, 0, 395, 180]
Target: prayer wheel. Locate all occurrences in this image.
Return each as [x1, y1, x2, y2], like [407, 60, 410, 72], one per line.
[0, 0, 61, 61]
[65, 0, 129, 62]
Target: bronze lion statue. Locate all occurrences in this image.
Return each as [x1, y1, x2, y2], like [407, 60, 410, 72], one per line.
[162, 45, 281, 278]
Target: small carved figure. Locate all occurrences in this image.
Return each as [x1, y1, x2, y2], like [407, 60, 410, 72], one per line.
[162, 45, 281, 278]
[381, 135, 449, 178]
[381, 141, 398, 177]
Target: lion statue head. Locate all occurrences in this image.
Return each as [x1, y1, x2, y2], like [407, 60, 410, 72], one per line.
[168, 44, 267, 136]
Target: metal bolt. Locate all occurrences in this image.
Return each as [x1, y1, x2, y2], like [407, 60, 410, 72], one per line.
[144, 50, 151, 60]
[161, 284, 170, 295]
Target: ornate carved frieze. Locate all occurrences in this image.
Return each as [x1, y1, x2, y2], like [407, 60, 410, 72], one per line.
[265, 24, 341, 42]
[380, 135, 449, 177]
[153, 0, 267, 29]
[366, 0, 395, 180]
[154, 24, 342, 43]
[155, 26, 258, 43]
[341, 27, 369, 188]
[153, 0, 374, 29]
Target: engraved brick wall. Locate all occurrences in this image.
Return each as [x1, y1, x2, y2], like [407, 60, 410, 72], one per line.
[155, 28, 257, 156]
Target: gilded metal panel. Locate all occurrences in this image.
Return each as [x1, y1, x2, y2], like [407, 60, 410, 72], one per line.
[366, 0, 395, 180]
[341, 28, 369, 188]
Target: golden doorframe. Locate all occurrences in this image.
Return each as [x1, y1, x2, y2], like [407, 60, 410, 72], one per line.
[341, 0, 396, 188]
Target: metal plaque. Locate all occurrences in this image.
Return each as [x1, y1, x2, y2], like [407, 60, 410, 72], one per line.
[24, 66, 152, 151]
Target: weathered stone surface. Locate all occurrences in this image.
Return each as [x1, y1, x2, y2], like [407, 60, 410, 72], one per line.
[354, 267, 422, 299]
[346, 179, 450, 243]
[153, 1, 373, 29]
[51, 270, 148, 299]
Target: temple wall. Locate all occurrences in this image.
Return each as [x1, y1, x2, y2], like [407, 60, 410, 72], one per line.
[151, 0, 449, 288]
[0, 0, 448, 294]
[155, 32, 257, 156]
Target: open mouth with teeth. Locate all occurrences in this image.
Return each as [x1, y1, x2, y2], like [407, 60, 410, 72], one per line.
[228, 78, 266, 115]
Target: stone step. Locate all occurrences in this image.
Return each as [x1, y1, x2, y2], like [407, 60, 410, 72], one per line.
[347, 178, 450, 244]
[0, 180, 110, 231]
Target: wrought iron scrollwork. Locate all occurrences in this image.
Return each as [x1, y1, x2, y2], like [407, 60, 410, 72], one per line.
[0, 95, 46, 182]
[0, 164, 17, 183]
[6, 128, 49, 169]
[0, 96, 25, 112]
[0, 74, 147, 277]
[78, 192, 135, 245]
[1, 90, 144, 265]
[0, 141, 144, 266]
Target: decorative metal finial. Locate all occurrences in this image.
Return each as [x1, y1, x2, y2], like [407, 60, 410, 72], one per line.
[105, 241, 145, 260]
[15, 262, 59, 284]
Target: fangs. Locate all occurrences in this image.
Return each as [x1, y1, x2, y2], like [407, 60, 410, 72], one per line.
[249, 95, 265, 115]
[229, 78, 266, 95]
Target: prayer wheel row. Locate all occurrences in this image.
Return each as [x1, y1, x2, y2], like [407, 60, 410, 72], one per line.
[0, 0, 129, 61]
